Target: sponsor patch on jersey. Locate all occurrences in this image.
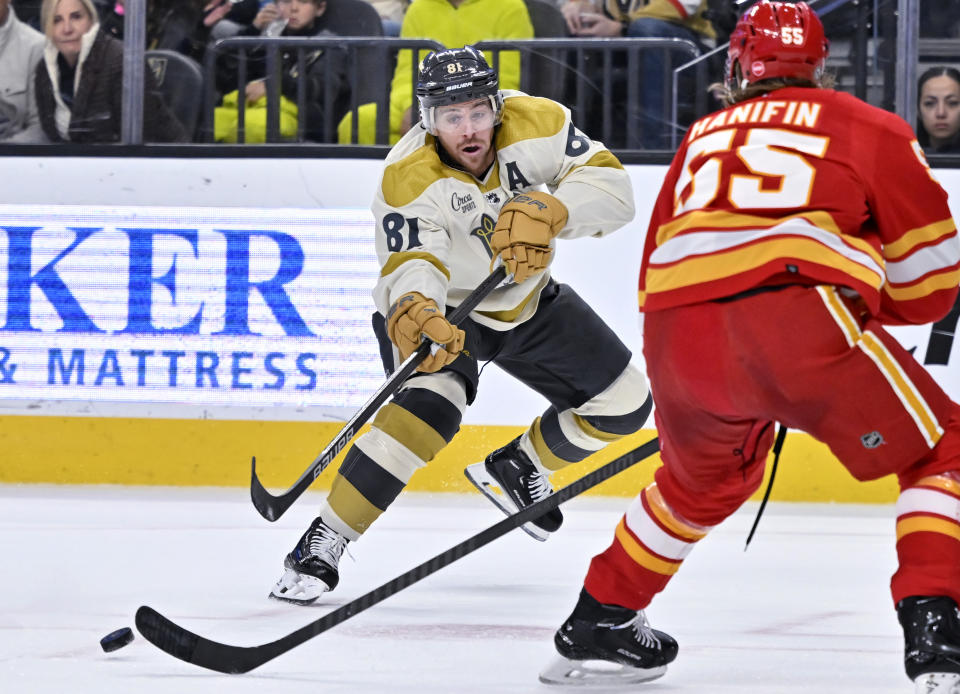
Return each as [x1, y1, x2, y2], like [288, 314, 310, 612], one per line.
[451, 192, 476, 214]
[485, 192, 501, 204]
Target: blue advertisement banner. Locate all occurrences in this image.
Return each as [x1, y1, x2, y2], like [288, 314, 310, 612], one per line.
[0, 205, 385, 413]
[0, 200, 956, 424]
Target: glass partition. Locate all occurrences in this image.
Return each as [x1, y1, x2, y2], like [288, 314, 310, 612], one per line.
[2, 0, 957, 155]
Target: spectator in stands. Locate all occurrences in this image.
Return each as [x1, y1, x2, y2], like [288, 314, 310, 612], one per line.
[387, 0, 533, 143]
[363, 0, 407, 36]
[921, 2, 960, 39]
[98, 0, 236, 63]
[213, 0, 349, 142]
[918, 66, 960, 155]
[96, 0, 122, 38]
[33, 0, 188, 142]
[560, 0, 717, 148]
[204, 0, 260, 40]
[0, 0, 47, 142]
[12, 0, 40, 29]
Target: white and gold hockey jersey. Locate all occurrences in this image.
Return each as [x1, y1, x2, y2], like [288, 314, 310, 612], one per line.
[371, 90, 636, 331]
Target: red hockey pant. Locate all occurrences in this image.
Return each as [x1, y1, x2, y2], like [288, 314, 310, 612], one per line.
[583, 285, 960, 610]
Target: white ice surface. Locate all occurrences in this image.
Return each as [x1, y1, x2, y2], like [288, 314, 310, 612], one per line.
[0, 484, 911, 693]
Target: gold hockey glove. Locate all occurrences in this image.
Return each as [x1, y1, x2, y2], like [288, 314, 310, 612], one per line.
[490, 192, 568, 283]
[386, 292, 465, 373]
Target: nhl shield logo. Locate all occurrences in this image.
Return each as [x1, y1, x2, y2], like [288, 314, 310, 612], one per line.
[860, 431, 885, 449]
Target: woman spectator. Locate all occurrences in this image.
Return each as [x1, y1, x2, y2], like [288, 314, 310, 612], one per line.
[33, 0, 187, 142]
[918, 66, 960, 155]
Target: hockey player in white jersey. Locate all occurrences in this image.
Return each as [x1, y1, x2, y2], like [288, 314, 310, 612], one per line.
[270, 45, 652, 604]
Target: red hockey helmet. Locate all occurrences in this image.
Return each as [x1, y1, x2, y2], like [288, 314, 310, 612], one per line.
[727, 1, 829, 87]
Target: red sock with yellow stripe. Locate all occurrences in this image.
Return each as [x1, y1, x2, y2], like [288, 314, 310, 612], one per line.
[584, 482, 712, 610]
[891, 473, 960, 606]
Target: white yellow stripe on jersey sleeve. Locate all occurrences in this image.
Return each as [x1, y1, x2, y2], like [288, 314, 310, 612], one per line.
[882, 217, 960, 302]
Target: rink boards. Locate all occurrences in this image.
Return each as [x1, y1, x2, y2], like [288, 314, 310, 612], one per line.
[0, 415, 900, 502]
[0, 157, 957, 503]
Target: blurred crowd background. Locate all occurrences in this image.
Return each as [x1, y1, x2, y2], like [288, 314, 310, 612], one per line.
[0, 0, 957, 154]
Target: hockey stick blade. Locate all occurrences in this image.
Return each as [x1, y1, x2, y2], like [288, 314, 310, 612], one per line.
[135, 605, 289, 674]
[249, 265, 508, 522]
[138, 436, 659, 674]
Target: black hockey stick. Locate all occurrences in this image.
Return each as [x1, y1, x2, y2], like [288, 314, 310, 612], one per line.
[250, 265, 509, 522]
[137, 435, 660, 674]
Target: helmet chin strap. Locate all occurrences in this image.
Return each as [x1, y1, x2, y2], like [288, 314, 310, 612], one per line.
[728, 61, 748, 91]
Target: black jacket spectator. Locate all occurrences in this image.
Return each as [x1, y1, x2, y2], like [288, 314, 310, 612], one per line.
[35, 25, 188, 143]
[99, 0, 223, 63]
[215, 5, 349, 142]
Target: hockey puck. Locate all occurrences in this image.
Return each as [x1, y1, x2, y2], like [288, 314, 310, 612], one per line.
[100, 627, 134, 652]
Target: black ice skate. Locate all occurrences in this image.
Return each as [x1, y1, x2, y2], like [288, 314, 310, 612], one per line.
[269, 517, 348, 605]
[464, 436, 563, 542]
[539, 589, 678, 687]
[898, 595, 960, 693]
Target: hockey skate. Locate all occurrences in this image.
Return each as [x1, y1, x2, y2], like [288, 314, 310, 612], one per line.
[269, 517, 348, 605]
[898, 596, 960, 693]
[539, 589, 678, 687]
[464, 436, 563, 542]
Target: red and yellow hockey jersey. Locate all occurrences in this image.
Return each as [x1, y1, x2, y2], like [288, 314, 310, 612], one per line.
[639, 87, 960, 325]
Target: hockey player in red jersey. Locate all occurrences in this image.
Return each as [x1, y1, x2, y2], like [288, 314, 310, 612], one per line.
[542, 2, 960, 691]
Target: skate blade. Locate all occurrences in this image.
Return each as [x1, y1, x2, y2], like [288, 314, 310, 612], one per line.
[464, 462, 550, 542]
[914, 672, 960, 694]
[268, 568, 331, 605]
[538, 655, 667, 687]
